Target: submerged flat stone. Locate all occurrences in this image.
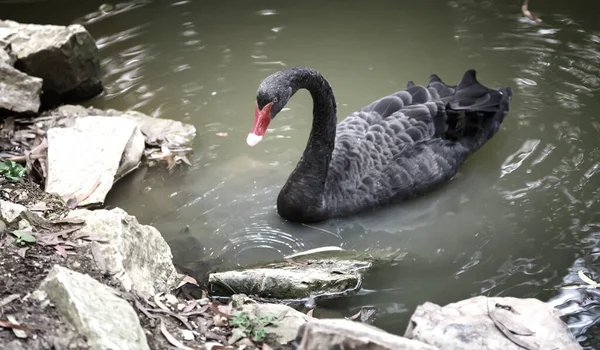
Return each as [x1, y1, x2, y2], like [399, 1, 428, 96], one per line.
[208, 256, 371, 300]
[208, 247, 408, 301]
[39, 265, 149, 350]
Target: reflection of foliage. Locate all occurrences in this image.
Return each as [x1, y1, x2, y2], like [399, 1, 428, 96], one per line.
[0, 160, 26, 181]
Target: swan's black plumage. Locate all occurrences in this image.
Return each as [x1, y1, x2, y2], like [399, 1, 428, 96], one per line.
[252, 67, 512, 222]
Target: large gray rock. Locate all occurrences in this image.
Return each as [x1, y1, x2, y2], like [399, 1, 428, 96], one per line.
[404, 296, 582, 350]
[45, 116, 144, 207]
[0, 20, 102, 105]
[67, 207, 179, 299]
[295, 318, 437, 350]
[0, 59, 42, 114]
[39, 265, 149, 350]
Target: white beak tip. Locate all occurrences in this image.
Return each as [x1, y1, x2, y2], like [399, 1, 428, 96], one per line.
[246, 133, 263, 147]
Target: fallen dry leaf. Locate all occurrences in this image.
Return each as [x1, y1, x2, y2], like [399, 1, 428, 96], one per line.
[134, 298, 156, 320]
[50, 218, 85, 225]
[153, 292, 171, 312]
[159, 318, 194, 350]
[6, 316, 29, 338]
[36, 235, 62, 246]
[0, 319, 30, 332]
[53, 227, 82, 237]
[177, 154, 192, 166]
[210, 301, 232, 318]
[180, 304, 210, 318]
[0, 294, 20, 308]
[182, 299, 199, 313]
[30, 202, 49, 212]
[54, 245, 68, 258]
[17, 247, 28, 258]
[206, 341, 227, 350]
[91, 243, 107, 274]
[176, 274, 199, 289]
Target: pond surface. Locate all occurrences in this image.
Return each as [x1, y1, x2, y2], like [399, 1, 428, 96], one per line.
[3, 0, 600, 346]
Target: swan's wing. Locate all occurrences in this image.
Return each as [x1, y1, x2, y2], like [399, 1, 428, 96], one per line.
[325, 70, 511, 213]
[326, 86, 447, 207]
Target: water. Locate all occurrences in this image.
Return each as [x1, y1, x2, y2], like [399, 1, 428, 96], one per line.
[3, 0, 600, 346]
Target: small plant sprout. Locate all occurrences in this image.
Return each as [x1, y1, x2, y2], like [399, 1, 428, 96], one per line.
[0, 160, 26, 181]
[11, 230, 37, 245]
[229, 311, 279, 342]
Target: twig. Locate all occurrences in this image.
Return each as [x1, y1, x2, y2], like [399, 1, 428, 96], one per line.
[0, 319, 32, 332]
[6, 154, 46, 163]
[65, 178, 101, 208]
[179, 304, 210, 317]
[521, 0, 542, 23]
[148, 309, 193, 330]
[134, 299, 157, 320]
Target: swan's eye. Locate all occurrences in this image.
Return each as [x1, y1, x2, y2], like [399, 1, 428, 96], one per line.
[273, 97, 278, 104]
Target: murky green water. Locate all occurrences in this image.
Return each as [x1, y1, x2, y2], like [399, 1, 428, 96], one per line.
[4, 0, 600, 346]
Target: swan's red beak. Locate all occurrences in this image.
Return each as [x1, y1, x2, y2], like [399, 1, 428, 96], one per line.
[247, 102, 272, 147]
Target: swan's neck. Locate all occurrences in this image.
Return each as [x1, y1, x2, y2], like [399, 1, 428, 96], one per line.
[277, 68, 337, 220]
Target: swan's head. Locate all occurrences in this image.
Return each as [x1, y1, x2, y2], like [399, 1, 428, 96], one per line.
[247, 72, 292, 147]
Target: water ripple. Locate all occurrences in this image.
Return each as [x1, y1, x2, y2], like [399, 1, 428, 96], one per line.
[73, 0, 152, 25]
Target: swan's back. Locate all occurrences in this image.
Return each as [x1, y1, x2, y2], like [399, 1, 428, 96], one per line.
[325, 70, 512, 216]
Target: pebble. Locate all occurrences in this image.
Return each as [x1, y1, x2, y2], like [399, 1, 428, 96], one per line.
[181, 329, 194, 341]
[164, 293, 178, 305]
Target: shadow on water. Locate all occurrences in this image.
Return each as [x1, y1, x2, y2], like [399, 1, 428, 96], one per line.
[3, 0, 600, 346]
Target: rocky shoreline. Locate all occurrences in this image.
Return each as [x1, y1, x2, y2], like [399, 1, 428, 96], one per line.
[0, 19, 587, 350]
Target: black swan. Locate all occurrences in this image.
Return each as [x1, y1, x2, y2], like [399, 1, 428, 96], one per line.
[247, 67, 512, 223]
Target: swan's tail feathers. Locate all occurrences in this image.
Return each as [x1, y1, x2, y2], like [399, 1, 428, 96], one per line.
[444, 69, 513, 152]
[427, 73, 456, 99]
